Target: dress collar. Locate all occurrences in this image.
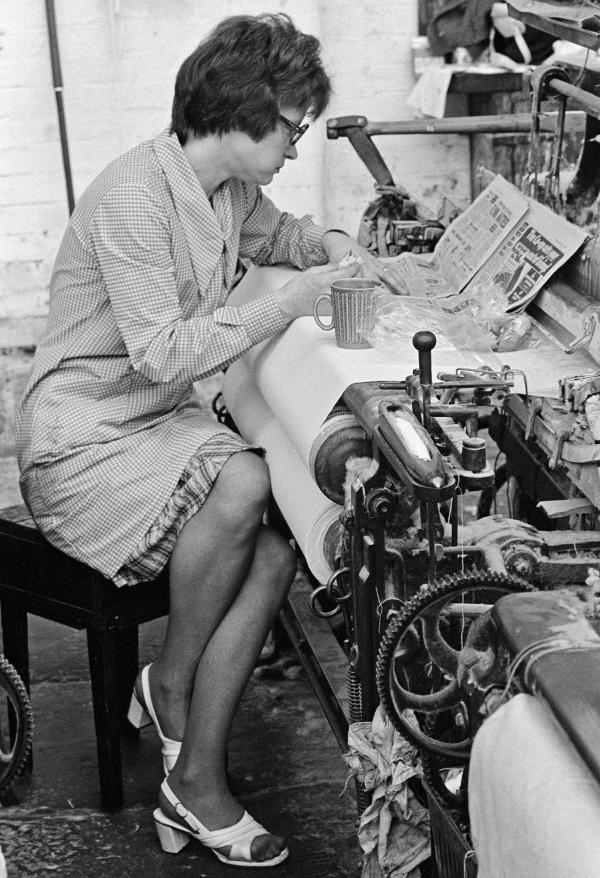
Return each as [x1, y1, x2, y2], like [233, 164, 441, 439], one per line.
[153, 128, 231, 292]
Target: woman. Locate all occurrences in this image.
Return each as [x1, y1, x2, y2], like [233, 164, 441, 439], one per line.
[16, 13, 398, 867]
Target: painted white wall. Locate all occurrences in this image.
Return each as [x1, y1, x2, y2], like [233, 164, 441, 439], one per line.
[0, 0, 470, 348]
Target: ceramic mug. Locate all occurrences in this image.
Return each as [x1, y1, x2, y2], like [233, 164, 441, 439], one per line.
[313, 278, 377, 349]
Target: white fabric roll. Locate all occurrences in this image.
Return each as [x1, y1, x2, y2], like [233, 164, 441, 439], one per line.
[228, 265, 474, 467]
[222, 358, 342, 584]
[469, 692, 600, 878]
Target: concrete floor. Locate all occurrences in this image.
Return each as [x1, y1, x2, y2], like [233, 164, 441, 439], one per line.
[0, 374, 365, 876]
[0, 570, 362, 877]
[0, 433, 502, 877]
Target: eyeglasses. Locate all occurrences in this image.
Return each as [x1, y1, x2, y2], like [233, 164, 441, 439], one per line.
[279, 114, 309, 146]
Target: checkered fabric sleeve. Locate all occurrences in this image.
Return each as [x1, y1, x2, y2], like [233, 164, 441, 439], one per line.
[90, 182, 289, 383]
[239, 185, 329, 269]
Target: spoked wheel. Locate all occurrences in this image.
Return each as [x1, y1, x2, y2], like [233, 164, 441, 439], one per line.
[0, 656, 33, 795]
[376, 571, 534, 760]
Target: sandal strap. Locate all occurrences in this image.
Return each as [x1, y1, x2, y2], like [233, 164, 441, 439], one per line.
[141, 666, 180, 753]
[160, 780, 268, 858]
[161, 739, 181, 759]
[141, 665, 165, 741]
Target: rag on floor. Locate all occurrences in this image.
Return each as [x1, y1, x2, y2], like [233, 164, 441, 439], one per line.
[344, 706, 430, 878]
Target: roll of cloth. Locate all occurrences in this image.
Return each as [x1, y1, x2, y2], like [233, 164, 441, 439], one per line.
[222, 357, 342, 584]
[468, 692, 600, 878]
[227, 266, 475, 478]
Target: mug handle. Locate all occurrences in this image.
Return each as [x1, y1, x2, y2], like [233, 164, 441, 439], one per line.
[313, 294, 334, 330]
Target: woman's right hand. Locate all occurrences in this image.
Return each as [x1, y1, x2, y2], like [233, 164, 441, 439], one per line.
[273, 262, 361, 320]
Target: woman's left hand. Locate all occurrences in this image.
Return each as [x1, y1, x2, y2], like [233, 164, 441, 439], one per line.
[321, 231, 407, 295]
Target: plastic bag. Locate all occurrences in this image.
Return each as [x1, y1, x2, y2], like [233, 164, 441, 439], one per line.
[463, 283, 536, 351]
[367, 294, 500, 362]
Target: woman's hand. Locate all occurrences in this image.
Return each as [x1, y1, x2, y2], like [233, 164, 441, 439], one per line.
[273, 261, 361, 321]
[321, 231, 407, 295]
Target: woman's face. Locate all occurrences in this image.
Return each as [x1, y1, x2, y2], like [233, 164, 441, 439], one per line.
[228, 106, 306, 186]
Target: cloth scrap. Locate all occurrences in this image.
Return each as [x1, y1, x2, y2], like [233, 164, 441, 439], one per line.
[344, 707, 430, 877]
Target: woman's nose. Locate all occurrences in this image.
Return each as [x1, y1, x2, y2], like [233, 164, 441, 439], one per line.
[284, 143, 298, 160]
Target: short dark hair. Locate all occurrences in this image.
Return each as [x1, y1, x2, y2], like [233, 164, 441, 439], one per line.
[171, 13, 331, 144]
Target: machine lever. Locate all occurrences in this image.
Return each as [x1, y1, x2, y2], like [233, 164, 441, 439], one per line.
[524, 397, 543, 441]
[413, 331, 436, 433]
[565, 312, 597, 354]
[549, 430, 570, 470]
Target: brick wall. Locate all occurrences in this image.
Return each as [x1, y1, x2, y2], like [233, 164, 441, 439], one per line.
[0, 0, 469, 505]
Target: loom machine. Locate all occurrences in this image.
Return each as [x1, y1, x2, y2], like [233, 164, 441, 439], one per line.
[222, 4, 600, 875]
[218, 0, 600, 878]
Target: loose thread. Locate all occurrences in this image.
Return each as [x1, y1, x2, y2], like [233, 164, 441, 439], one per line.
[501, 635, 600, 700]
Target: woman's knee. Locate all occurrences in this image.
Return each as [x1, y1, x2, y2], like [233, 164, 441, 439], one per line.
[211, 452, 271, 528]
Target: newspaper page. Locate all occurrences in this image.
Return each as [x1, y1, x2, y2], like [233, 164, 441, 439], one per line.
[391, 175, 529, 296]
[433, 175, 529, 290]
[456, 196, 589, 312]
[390, 175, 588, 312]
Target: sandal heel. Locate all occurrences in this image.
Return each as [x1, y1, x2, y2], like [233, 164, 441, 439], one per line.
[127, 690, 152, 729]
[155, 780, 289, 867]
[154, 816, 190, 853]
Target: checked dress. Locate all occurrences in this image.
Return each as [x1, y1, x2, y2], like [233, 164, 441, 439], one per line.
[16, 128, 329, 585]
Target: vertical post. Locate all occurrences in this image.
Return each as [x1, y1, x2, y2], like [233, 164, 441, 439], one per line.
[44, 0, 75, 215]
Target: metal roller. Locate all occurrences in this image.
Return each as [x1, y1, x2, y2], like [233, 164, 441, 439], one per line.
[309, 410, 372, 504]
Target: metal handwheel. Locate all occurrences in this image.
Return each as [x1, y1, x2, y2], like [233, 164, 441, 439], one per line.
[0, 656, 33, 796]
[376, 571, 533, 760]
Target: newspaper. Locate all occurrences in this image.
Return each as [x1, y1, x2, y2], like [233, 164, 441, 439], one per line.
[455, 196, 589, 313]
[391, 174, 588, 310]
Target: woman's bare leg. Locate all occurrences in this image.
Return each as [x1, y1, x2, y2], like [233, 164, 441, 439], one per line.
[142, 451, 296, 860]
[146, 452, 276, 737]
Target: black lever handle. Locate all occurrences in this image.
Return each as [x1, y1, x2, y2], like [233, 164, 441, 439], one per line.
[413, 331, 436, 432]
[413, 331, 436, 386]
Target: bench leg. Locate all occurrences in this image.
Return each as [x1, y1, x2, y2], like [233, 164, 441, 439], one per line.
[0, 601, 32, 773]
[116, 626, 139, 732]
[87, 627, 123, 810]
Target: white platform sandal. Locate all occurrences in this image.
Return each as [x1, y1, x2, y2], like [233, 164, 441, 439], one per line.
[153, 779, 289, 868]
[127, 664, 181, 774]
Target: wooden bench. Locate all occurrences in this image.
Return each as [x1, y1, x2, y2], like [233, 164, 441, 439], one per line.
[0, 504, 170, 810]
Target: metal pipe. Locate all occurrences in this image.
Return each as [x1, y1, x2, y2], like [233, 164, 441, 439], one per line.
[546, 78, 600, 120]
[362, 112, 584, 137]
[44, 0, 75, 214]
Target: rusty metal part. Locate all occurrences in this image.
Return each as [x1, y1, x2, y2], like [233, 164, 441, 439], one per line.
[459, 515, 545, 576]
[524, 65, 573, 205]
[544, 92, 568, 212]
[376, 571, 533, 759]
[457, 514, 600, 585]
[326, 112, 585, 140]
[564, 309, 600, 355]
[309, 411, 372, 504]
